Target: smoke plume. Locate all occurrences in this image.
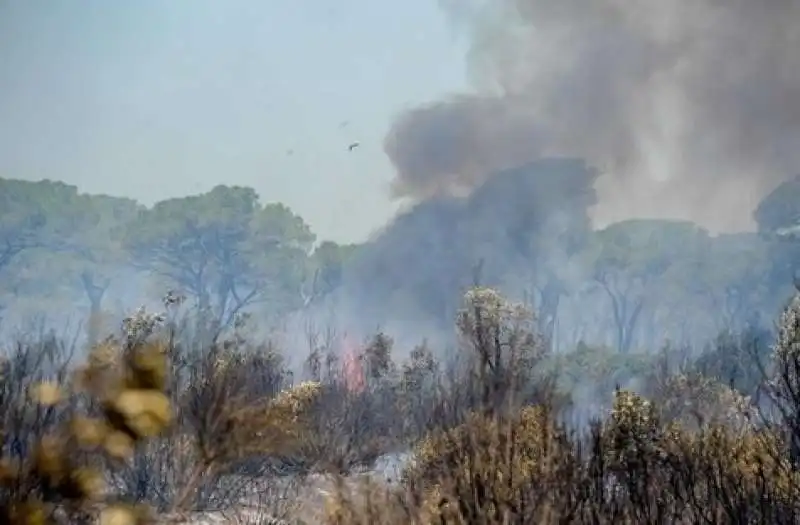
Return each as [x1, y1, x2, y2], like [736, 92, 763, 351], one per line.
[386, 0, 800, 231]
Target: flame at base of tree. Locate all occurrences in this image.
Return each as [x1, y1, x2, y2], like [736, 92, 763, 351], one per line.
[341, 333, 365, 394]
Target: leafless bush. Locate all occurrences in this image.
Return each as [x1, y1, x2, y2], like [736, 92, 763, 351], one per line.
[110, 320, 314, 514]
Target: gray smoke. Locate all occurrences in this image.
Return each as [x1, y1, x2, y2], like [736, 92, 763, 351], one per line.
[344, 159, 598, 339]
[386, 0, 800, 232]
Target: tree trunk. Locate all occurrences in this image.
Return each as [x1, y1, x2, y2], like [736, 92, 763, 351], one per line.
[81, 271, 109, 347]
[537, 282, 562, 350]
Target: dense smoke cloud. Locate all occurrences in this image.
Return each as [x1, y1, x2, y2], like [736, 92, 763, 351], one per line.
[385, 96, 544, 199]
[342, 159, 598, 341]
[386, 0, 800, 231]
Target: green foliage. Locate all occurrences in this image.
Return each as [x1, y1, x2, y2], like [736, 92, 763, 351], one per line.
[700, 233, 771, 329]
[304, 241, 360, 304]
[587, 219, 712, 353]
[0, 179, 85, 272]
[0, 179, 148, 334]
[540, 342, 653, 402]
[590, 220, 701, 279]
[123, 185, 316, 325]
[0, 173, 793, 358]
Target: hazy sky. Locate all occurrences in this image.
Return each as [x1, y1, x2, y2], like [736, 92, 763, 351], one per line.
[0, 1, 468, 243]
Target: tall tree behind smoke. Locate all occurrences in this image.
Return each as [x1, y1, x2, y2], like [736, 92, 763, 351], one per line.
[387, 0, 800, 231]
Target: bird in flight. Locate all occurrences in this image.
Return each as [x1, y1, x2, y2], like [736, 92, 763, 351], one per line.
[348, 141, 360, 151]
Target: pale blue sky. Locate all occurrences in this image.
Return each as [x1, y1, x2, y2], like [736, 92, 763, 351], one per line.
[0, 1, 468, 242]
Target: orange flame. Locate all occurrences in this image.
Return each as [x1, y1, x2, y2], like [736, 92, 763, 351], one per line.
[341, 333, 365, 394]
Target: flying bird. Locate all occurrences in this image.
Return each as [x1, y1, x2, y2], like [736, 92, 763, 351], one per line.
[348, 141, 360, 151]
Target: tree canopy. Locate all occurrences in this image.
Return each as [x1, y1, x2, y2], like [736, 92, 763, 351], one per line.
[0, 169, 796, 354]
[123, 185, 317, 328]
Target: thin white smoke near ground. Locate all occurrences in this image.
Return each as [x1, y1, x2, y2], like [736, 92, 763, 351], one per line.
[386, 0, 800, 232]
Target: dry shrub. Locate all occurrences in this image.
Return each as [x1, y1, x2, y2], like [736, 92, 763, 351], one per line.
[11, 285, 800, 524]
[603, 388, 800, 522]
[655, 372, 755, 431]
[321, 287, 800, 524]
[672, 424, 793, 491]
[296, 330, 403, 476]
[603, 389, 665, 476]
[320, 475, 425, 525]
[766, 292, 800, 468]
[120, 334, 321, 514]
[396, 343, 441, 441]
[292, 396, 394, 475]
[404, 404, 569, 524]
[0, 303, 324, 524]
[0, 307, 170, 524]
[455, 287, 549, 413]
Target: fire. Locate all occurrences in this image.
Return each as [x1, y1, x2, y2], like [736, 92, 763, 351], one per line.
[341, 333, 365, 394]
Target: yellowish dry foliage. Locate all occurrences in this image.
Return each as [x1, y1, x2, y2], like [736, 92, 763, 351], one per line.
[656, 372, 755, 432]
[99, 506, 138, 525]
[0, 320, 172, 524]
[321, 475, 427, 525]
[402, 405, 562, 522]
[603, 389, 664, 472]
[605, 388, 800, 507]
[30, 382, 62, 407]
[666, 423, 800, 498]
[98, 504, 152, 525]
[225, 380, 322, 458]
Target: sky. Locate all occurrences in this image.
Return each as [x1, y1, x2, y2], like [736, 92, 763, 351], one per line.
[0, 0, 468, 243]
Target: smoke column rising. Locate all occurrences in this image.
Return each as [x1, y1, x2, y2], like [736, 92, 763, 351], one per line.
[385, 0, 800, 232]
